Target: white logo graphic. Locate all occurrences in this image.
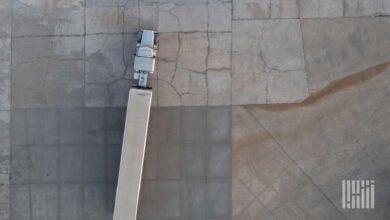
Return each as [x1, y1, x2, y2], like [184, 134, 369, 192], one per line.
[342, 180, 375, 209]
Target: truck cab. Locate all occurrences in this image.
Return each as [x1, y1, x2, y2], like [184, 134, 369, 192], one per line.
[133, 30, 158, 89]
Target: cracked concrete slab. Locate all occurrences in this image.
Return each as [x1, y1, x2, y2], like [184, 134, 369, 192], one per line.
[139, 3, 159, 30]
[85, 34, 137, 107]
[233, 0, 272, 19]
[12, 59, 84, 108]
[86, 7, 128, 34]
[233, 0, 346, 19]
[158, 1, 232, 33]
[0, 37, 10, 111]
[12, 36, 85, 108]
[157, 32, 209, 106]
[159, 3, 208, 32]
[208, 33, 231, 70]
[344, 0, 390, 17]
[156, 28, 233, 106]
[270, 0, 299, 18]
[232, 19, 308, 105]
[49, 5, 84, 35]
[233, 0, 300, 19]
[12, 0, 84, 36]
[0, 66, 10, 111]
[158, 68, 208, 106]
[208, 2, 232, 32]
[207, 69, 231, 106]
[302, 17, 390, 91]
[86, 0, 139, 7]
[178, 32, 208, 72]
[299, 0, 343, 18]
[12, 36, 83, 63]
[158, 32, 179, 62]
[85, 84, 109, 107]
[0, 0, 11, 37]
[383, 0, 390, 15]
[86, 4, 144, 34]
[85, 34, 128, 84]
[267, 71, 308, 103]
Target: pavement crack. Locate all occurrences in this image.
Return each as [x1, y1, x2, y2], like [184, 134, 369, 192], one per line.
[171, 33, 181, 83]
[158, 79, 183, 105]
[167, 5, 182, 32]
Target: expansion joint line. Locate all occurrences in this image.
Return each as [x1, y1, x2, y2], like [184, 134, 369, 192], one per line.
[243, 106, 348, 220]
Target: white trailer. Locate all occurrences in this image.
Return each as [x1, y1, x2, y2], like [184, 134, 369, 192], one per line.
[113, 89, 152, 220]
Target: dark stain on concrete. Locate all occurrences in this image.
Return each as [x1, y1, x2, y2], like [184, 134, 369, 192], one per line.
[250, 61, 390, 112]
